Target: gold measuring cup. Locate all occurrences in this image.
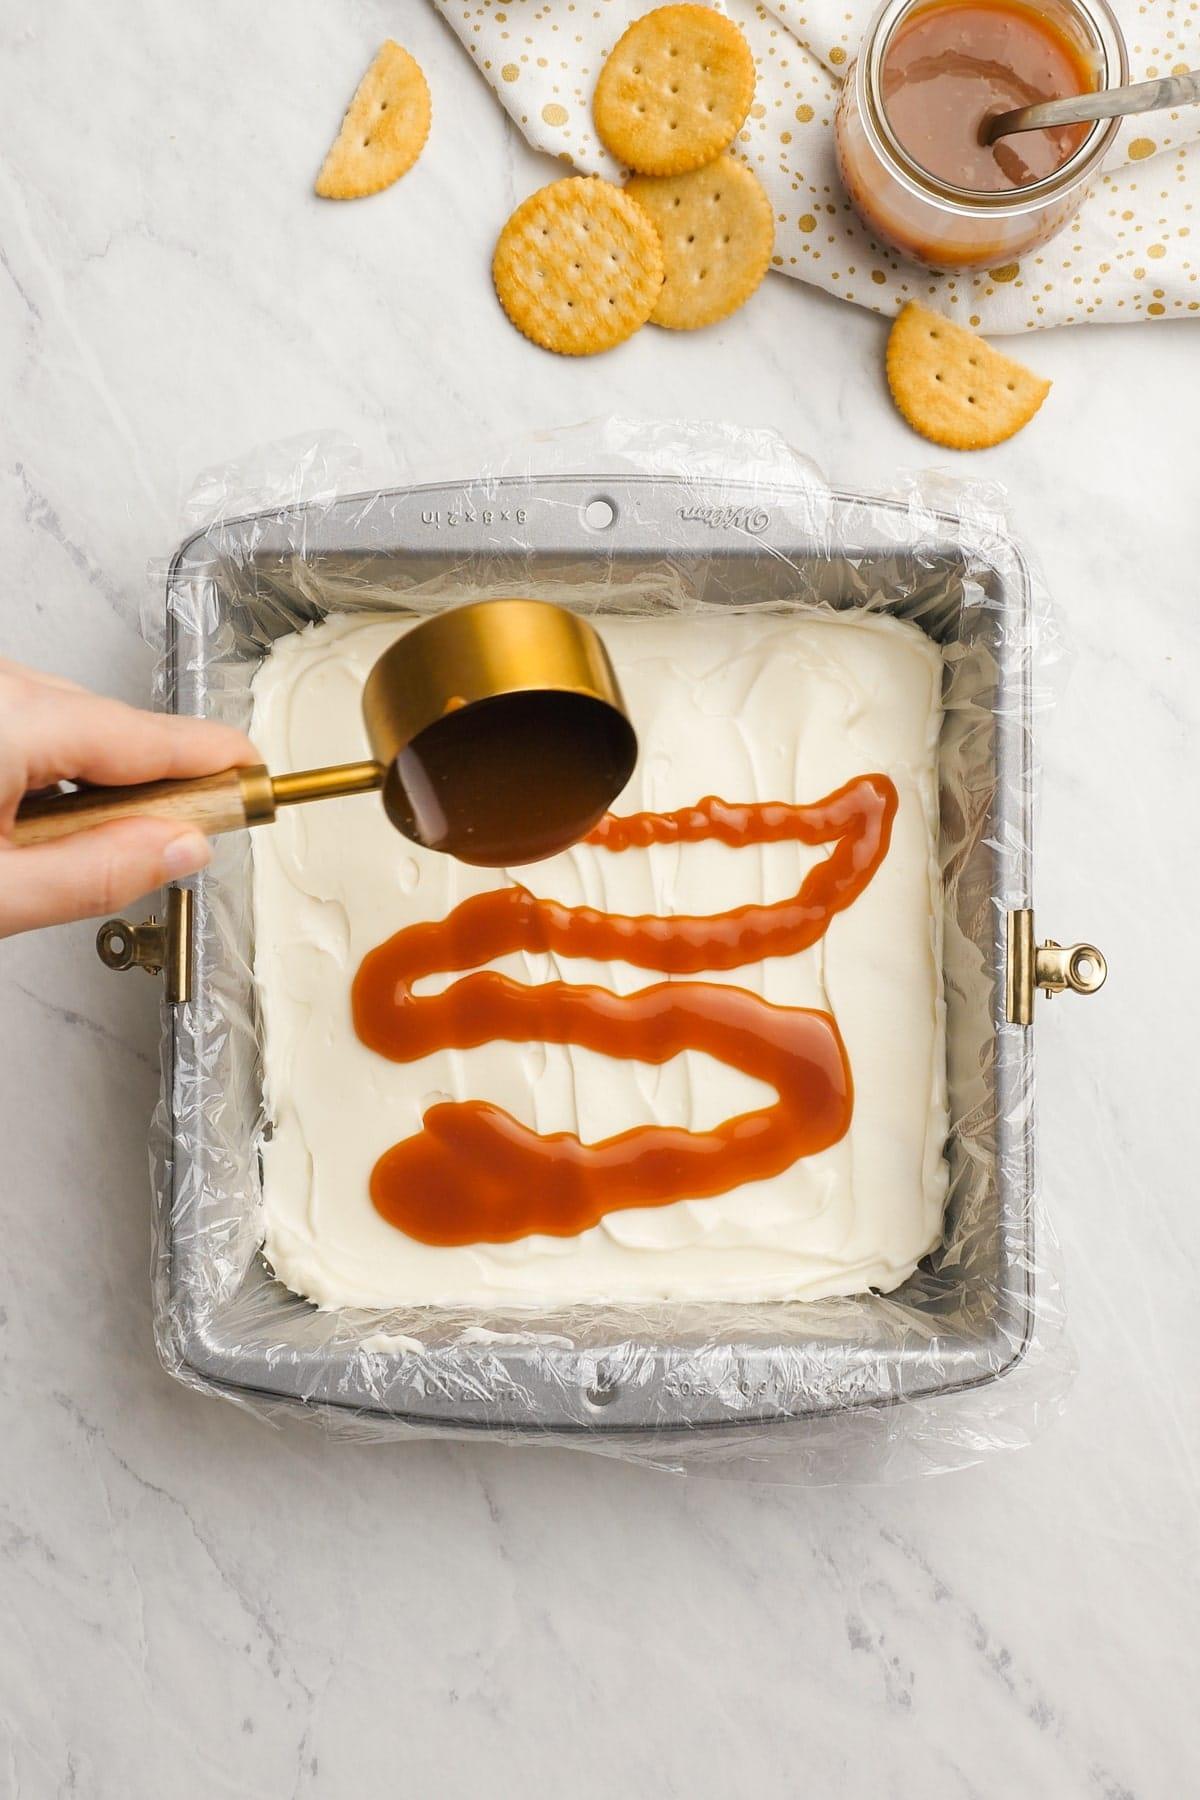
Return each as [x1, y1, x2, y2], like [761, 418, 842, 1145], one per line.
[13, 599, 638, 869]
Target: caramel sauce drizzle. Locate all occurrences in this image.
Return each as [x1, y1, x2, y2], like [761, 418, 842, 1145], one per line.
[352, 774, 898, 1246]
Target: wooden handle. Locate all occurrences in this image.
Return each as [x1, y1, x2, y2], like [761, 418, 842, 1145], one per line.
[11, 766, 259, 847]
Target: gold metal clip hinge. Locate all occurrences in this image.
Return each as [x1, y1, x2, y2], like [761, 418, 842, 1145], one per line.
[95, 885, 193, 1005]
[1006, 909, 1107, 1026]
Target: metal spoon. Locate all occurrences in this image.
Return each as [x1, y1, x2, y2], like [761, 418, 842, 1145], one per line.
[983, 69, 1200, 145]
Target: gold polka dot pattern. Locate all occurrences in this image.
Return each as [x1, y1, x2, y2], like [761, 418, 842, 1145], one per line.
[431, 0, 1200, 330]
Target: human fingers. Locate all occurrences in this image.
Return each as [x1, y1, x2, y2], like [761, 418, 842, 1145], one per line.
[0, 656, 85, 694]
[0, 817, 211, 937]
[10, 683, 256, 799]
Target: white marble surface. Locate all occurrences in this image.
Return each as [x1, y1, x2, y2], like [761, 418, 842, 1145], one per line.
[0, 3, 1196, 1795]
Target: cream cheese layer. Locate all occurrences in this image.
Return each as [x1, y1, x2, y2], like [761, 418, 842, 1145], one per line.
[251, 608, 948, 1309]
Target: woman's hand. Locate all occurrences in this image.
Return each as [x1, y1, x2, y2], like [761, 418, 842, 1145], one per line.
[0, 659, 256, 938]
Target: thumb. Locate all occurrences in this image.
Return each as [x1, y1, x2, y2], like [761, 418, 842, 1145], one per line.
[0, 817, 212, 937]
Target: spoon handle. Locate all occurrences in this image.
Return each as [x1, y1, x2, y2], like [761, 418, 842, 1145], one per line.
[11, 767, 265, 846]
[986, 70, 1200, 142]
[10, 762, 381, 846]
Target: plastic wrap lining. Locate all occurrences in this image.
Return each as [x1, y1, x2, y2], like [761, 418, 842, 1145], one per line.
[145, 420, 1071, 1482]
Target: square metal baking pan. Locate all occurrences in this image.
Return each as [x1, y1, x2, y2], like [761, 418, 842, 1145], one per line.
[153, 471, 1043, 1440]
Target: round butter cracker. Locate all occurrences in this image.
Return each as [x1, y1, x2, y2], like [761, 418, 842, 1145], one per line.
[492, 177, 664, 357]
[594, 5, 756, 176]
[626, 155, 773, 329]
[886, 303, 1050, 450]
[316, 41, 431, 200]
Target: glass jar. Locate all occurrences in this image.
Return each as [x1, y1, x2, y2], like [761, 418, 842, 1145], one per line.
[835, 0, 1128, 270]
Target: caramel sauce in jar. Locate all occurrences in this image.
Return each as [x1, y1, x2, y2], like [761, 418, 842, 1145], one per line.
[835, 0, 1125, 269]
[881, 0, 1093, 191]
[352, 776, 897, 1246]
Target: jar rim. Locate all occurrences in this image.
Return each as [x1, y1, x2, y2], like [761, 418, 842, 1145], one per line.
[860, 0, 1130, 214]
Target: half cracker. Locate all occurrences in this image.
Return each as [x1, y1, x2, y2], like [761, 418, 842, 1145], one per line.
[316, 41, 431, 200]
[886, 303, 1050, 450]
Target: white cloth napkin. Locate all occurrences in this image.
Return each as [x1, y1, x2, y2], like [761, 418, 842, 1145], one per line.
[429, 0, 1200, 330]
